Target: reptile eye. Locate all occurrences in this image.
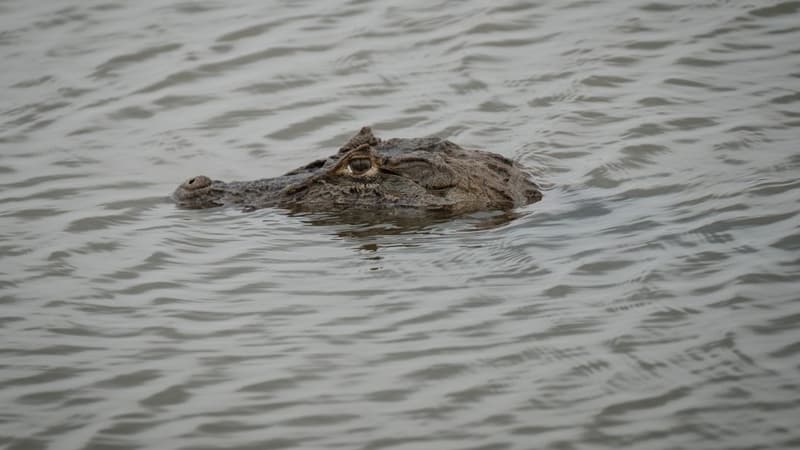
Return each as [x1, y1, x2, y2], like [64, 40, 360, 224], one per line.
[347, 157, 372, 175]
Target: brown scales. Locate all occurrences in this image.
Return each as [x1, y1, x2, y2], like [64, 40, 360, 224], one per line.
[172, 126, 542, 213]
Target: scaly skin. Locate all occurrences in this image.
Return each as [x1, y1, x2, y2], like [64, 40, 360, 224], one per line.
[172, 127, 542, 214]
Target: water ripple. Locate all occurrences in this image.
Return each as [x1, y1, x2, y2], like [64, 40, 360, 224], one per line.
[1, 0, 799, 449]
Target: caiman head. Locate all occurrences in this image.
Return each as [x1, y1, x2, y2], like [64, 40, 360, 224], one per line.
[172, 127, 542, 213]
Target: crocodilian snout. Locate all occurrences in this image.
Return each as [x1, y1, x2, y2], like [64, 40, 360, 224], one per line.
[172, 175, 224, 209]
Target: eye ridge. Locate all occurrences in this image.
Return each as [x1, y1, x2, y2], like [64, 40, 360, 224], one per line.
[347, 157, 372, 174]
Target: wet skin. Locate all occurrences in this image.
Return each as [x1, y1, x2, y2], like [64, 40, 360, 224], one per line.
[172, 127, 542, 214]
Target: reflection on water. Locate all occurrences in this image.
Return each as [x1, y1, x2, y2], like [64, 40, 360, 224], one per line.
[290, 209, 527, 239]
[2, 1, 800, 449]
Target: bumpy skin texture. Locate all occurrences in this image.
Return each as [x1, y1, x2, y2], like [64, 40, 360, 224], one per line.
[172, 127, 542, 214]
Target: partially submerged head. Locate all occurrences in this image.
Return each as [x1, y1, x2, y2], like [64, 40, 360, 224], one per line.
[171, 127, 541, 214]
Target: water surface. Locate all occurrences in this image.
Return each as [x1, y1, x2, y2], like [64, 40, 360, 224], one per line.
[2, 1, 799, 449]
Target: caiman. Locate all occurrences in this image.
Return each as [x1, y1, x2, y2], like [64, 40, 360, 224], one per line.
[172, 127, 542, 214]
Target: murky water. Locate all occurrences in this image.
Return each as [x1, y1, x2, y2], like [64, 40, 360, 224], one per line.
[2, 1, 799, 449]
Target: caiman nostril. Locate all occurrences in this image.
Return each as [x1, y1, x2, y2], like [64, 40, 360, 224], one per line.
[182, 175, 212, 190]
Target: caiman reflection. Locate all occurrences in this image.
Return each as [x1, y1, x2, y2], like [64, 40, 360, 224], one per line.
[172, 127, 542, 214]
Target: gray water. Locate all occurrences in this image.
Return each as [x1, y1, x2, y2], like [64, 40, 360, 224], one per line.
[2, 1, 799, 449]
